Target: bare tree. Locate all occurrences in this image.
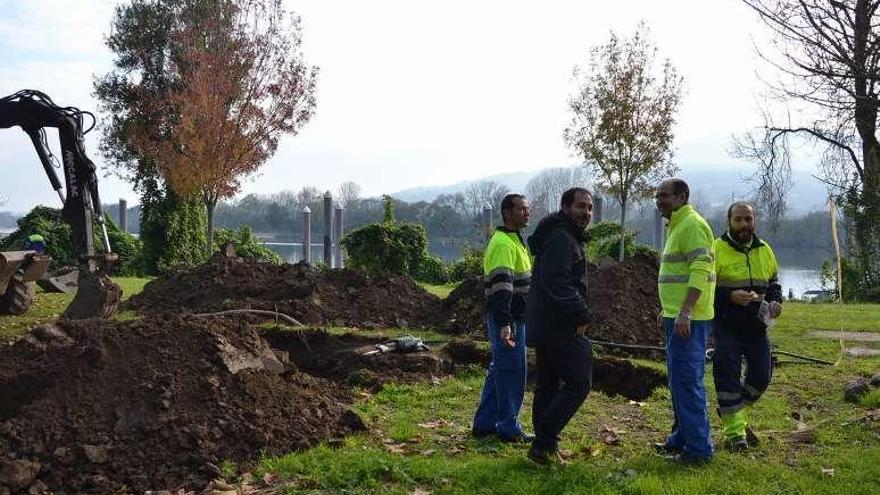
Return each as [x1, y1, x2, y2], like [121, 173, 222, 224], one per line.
[564, 22, 683, 261]
[740, 0, 880, 288]
[296, 186, 320, 209]
[337, 181, 362, 208]
[731, 127, 793, 232]
[463, 181, 510, 221]
[525, 166, 591, 218]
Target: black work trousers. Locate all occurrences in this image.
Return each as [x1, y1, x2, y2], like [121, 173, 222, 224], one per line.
[531, 334, 592, 452]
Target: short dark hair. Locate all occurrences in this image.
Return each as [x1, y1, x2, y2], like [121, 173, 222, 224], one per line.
[560, 187, 592, 209]
[727, 201, 754, 221]
[669, 178, 690, 202]
[500, 193, 526, 222]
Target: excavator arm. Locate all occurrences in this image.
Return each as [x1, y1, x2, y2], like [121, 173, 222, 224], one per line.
[0, 90, 120, 319]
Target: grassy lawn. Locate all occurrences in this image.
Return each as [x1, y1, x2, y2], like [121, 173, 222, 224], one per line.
[2, 285, 878, 494]
[254, 302, 880, 495]
[0, 276, 152, 339]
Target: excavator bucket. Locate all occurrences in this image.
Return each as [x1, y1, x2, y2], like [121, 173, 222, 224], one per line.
[62, 271, 121, 320]
[36, 267, 79, 293]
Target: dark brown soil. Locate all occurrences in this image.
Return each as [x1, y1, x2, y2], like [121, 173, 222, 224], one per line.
[0, 317, 363, 494]
[437, 254, 664, 353]
[434, 340, 665, 401]
[262, 329, 454, 392]
[126, 257, 441, 329]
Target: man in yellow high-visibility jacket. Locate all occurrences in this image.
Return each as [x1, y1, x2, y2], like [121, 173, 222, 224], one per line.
[472, 193, 533, 443]
[654, 178, 716, 464]
[713, 202, 782, 451]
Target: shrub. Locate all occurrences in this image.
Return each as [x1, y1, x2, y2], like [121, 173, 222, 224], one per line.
[213, 226, 283, 264]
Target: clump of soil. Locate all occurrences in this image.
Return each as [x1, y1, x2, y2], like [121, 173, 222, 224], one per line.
[126, 257, 441, 329]
[262, 329, 454, 391]
[437, 277, 485, 335]
[437, 254, 664, 351]
[0, 317, 363, 494]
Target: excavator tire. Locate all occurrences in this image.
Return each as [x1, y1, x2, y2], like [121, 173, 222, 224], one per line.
[1, 269, 36, 315]
[62, 272, 122, 320]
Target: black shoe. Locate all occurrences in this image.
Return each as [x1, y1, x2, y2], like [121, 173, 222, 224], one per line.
[472, 428, 494, 439]
[500, 432, 535, 444]
[653, 442, 682, 455]
[724, 436, 748, 452]
[527, 446, 558, 465]
[669, 453, 712, 466]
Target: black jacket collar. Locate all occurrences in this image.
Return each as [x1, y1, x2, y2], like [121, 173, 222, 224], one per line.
[721, 231, 766, 253]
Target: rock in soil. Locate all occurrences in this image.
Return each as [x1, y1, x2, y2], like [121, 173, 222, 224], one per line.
[0, 316, 363, 494]
[844, 377, 872, 403]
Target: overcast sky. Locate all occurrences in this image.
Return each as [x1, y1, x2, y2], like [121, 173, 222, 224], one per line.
[0, 0, 797, 212]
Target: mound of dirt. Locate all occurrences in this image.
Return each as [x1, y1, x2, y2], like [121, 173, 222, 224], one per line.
[126, 257, 441, 329]
[437, 277, 485, 335]
[587, 253, 664, 349]
[437, 254, 664, 351]
[0, 317, 363, 494]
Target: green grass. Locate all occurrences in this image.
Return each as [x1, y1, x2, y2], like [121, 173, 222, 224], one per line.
[419, 282, 457, 299]
[3, 286, 879, 494]
[249, 302, 880, 495]
[0, 276, 152, 339]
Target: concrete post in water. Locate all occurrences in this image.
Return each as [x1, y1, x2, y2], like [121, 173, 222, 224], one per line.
[593, 195, 604, 224]
[653, 208, 665, 250]
[302, 206, 312, 263]
[118, 199, 128, 233]
[323, 191, 333, 267]
[482, 204, 493, 241]
[334, 204, 344, 268]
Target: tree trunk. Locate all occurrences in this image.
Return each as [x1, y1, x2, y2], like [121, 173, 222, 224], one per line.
[205, 196, 216, 256]
[618, 197, 628, 262]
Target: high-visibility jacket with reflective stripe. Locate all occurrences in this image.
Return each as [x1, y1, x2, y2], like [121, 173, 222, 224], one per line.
[713, 232, 783, 329]
[484, 227, 532, 326]
[658, 204, 716, 320]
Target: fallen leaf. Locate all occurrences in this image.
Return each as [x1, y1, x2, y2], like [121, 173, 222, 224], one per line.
[785, 421, 817, 444]
[417, 420, 445, 429]
[385, 443, 408, 454]
[431, 376, 442, 386]
[821, 467, 835, 477]
[412, 487, 433, 495]
[628, 400, 646, 407]
[598, 424, 622, 445]
[419, 449, 436, 456]
[867, 409, 880, 422]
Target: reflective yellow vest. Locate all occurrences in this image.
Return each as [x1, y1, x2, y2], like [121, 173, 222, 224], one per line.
[484, 228, 532, 325]
[713, 233, 779, 295]
[658, 204, 716, 320]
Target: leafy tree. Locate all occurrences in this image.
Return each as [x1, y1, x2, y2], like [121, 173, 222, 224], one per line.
[95, 0, 215, 271]
[126, 0, 317, 254]
[738, 0, 880, 295]
[564, 22, 683, 261]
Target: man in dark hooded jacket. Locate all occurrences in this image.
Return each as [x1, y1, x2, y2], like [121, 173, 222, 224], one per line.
[525, 187, 594, 464]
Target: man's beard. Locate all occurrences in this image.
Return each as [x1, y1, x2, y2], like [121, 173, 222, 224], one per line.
[733, 228, 753, 243]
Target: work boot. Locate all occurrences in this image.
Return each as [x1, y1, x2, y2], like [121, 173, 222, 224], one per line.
[652, 442, 682, 455]
[527, 445, 560, 466]
[500, 431, 535, 444]
[724, 436, 748, 452]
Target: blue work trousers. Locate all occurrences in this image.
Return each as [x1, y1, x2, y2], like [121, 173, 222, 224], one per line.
[473, 316, 527, 439]
[664, 318, 714, 460]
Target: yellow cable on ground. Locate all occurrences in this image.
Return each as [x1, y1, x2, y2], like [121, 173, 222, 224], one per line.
[829, 199, 845, 367]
